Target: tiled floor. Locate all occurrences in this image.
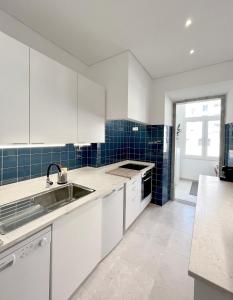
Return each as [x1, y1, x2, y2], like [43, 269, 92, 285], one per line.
[72, 201, 195, 300]
[175, 179, 197, 205]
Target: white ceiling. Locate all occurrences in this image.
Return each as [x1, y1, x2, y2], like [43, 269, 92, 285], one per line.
[0, 0, 233, 78]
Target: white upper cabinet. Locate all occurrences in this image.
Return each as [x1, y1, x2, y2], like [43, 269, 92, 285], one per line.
[128, 54, 151, 124]
[88, 52, 151, 124]
[0, 31, 29, 144]
[30, 49, 78, 144]
[77, 74, 105, 143]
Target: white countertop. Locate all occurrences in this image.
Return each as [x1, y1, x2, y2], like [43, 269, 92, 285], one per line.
[0, 160, 154, 253]
[189, 175, 233, 295]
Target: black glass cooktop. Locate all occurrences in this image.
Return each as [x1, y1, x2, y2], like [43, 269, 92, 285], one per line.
[119, 163, 148, 171]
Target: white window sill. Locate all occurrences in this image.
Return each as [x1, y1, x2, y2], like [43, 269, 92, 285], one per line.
[184, 155, 219, 161]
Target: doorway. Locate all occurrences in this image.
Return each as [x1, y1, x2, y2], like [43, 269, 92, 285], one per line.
[172, 96, 225, 205]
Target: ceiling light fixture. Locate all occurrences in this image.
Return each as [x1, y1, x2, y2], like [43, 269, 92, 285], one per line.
[189, 49, 195, 55]
[185, 18, 192, 28]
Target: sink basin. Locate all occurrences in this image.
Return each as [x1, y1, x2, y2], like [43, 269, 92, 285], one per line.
[119, 163, 148, 171]
[0, 183, 95, 235]
[34, 183, 94, 211]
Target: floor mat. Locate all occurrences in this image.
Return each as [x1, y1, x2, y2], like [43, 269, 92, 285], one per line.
[190, 181, 198, 196]
[175, 198, 196, 207]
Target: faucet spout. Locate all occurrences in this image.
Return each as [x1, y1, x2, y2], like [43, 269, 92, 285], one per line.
[46, 163, 62, 187]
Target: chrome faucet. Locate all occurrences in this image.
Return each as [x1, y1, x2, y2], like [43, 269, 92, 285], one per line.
[46, 163, 62, 187]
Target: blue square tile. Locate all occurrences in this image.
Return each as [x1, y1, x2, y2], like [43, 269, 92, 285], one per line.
[18, 148, 30, 155]
[18, 166, 30, 178]
[31, 164, 42, 176]
[3, 149, 17, 156]
[42, 153, 52, 164]
[61, 152, 68, 161]
[3, 156, 17, 168]
[3, 167, 17, 181]
[31, 153, 41, 165]
[31, 147, 42, 154]
[18, 154, 30, 167]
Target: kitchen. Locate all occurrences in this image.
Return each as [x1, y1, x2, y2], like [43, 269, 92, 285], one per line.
[0, 1, 233, 300]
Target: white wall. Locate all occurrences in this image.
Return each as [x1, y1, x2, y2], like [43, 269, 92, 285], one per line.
[176, 104, 218, 181]
[87, 52, 129, 120]
[151, 82, 165, 125]
[128, 54, 151, 123]
[151, 61, 233, 125]
[226, 87, 233, 123]
[0, 9, 87, 74]
[168, 80, 233, 124]
[181, 159, 217, 181]
[164, 95, 173, 126]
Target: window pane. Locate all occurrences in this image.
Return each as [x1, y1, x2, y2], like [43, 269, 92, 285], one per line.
[185, 102, 203, 117]
[185, 121, 202, 156]
[185, 99, 221, 118]
[207, 120, 220, 157]
[206, 100, 221, 116]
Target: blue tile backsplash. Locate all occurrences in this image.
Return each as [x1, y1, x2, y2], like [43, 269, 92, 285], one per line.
[0, 144, 88, 186]
[87, 120, 172, 205]
[224, 123, 233, 167]
[0, 120, 173, 205]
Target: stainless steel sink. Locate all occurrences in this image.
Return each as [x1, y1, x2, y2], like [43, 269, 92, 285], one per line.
[0, 183, 95, 235]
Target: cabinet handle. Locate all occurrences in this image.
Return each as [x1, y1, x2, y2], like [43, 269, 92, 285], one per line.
[117, 186, 124, 192]
[103, 186, 124, 199]
[143, 177, 151, 182]
[31, 143, 45, 144]
[103, 191, 115, 198]
[0, 255, 15, 273]
[11, 143, 28, 145]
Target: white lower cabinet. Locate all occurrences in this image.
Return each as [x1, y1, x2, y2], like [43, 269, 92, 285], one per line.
[101, 186, 124, 259]
[125, 175, 142, 230]
[51, 175, 147, 298]
[52, 199, 102, 300]
[140, 194, 152, 213]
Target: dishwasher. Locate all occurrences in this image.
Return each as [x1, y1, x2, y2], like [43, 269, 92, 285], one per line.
[0, 227, 51, 300]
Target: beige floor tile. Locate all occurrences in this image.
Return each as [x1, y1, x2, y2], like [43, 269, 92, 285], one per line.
[72, 201, 195, 300]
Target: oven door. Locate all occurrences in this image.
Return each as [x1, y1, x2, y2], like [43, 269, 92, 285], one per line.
[142, 171, 152, 200]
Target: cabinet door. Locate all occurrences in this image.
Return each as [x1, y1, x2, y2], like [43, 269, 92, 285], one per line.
[52, 200, 101, 300]
[102, 186, 124, 259]
[125, 175, 141, 230]
[77, 74, 105, 143]
[0, 31, 29, 144]
[30, 49, 77, 144]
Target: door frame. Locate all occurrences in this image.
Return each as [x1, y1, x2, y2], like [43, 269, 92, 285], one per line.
[170, 95, 226, 201]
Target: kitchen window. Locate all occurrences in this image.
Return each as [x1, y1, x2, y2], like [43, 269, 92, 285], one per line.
[184, 99, 221, 159]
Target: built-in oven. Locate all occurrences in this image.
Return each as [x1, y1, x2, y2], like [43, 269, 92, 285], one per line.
[141, 170, 152, 201]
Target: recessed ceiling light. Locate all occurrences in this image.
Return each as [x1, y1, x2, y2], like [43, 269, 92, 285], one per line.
[185, 18, 192, 28]
[189, 49, 195, 55]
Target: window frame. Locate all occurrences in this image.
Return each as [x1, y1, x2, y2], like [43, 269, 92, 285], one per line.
[171, 95, 226, 202]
